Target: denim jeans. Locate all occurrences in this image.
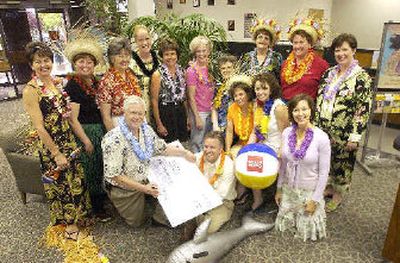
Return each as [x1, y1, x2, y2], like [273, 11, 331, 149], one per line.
[189, 111, 212, 153]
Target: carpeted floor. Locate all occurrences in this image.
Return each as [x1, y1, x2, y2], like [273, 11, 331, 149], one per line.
[0, 99, 399, 263]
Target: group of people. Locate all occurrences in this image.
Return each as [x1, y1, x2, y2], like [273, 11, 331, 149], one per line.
[21, 16, 372, 245]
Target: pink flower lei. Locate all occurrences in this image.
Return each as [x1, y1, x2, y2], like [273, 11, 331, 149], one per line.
[288, 124, 314, 160]
[323, 59, 359, 100]
[33, 75, 72, 119]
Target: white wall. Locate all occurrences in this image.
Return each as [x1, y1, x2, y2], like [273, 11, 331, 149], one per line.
[154, 0, 332, 43]
[128, 0, 155, 20]
[331, 0, 400, 49]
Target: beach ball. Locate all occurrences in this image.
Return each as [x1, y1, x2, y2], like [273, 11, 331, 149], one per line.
[235, 143, 279, 189]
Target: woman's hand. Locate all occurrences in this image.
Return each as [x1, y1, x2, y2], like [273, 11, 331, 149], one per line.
[275, 190, 282, 206]
[83, 140, 94, 155]
[195, 116, 204, 130]
[157, 123, 168, 137]
[54, 153, 69, 170]
[345, 141, 358, 151]
[143, 183, 159, 198]
[304, 200, 317, 215]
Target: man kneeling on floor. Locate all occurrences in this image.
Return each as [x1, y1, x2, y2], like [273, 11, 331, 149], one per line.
[101, 95, 195, 227]
[183, 131, 237, 240]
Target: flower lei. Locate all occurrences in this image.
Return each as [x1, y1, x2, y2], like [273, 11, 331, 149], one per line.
[213, 83, 227, 109]
[199, 150, 225, 185]
[34, 75, 71, 119]
[249, 48, 274, 74]
[255, 99, 274, 141]
[281, 50, 315, 85]
[192, 63, 213, 89]
[323, 60, 359, 100]
[118, 117, 154, 162]
[288, 124, 314, 160]
[160, 63, 186, 101]
[66, 74, 97, 98]
[109, 67, 141, 96]
[237, 103, 253, 141]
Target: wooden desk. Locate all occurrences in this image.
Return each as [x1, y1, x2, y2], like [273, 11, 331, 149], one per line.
[382, 183, 400, 263]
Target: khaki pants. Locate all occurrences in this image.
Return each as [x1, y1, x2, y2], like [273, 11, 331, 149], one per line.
[196, 200, 234, 233]
[108, 186, 168, 227]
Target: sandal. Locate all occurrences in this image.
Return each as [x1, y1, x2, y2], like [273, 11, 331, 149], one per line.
[326, 200, 341, 212]
[234, 191, 250, 205]
[65, 229, 79, 241]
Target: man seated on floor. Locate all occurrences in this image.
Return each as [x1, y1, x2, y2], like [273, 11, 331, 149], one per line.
[183, 131, 237, 240]
[101, 95, 195, 227]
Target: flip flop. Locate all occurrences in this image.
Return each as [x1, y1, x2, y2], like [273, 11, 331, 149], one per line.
[234, 191, 250, 205]
[326, 200, 341, 212]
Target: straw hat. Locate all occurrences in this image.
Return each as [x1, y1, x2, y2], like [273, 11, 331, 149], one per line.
[250, 18, 281, 43]
[287, 17, 325, 44]
[64, 37, 105, 65]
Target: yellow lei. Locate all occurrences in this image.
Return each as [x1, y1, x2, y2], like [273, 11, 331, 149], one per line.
[282, 50, 314, 85]
[255, 106, 270, 136]
[237, 103, 253, 141]
[213, 83, 226, 109]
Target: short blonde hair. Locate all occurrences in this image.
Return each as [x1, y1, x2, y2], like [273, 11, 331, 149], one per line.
[189, 35, 213, 54]
[133, 24, 150, 39]
[123, 95, 146, 112]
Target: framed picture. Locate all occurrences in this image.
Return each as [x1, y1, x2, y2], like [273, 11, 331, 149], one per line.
[244, 13, 256, 38]
[167, 0, 173, 9]
[228, 20, 235, 31]
[227, 0, 235, 5]
[208, 0, 215, 5]
[180, 0, 186, 3]
[193, 0, 200, 7]
[376, 22, 400, 90]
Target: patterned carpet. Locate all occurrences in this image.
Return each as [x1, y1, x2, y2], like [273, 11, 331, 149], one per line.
[0, 99, 398, 263]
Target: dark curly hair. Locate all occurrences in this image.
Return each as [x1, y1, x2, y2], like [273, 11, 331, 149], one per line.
[229, 81, 255, 102]
[158, 38, 180, 58]
[25, 42, 53, 64]
[252, 73, 282, 100]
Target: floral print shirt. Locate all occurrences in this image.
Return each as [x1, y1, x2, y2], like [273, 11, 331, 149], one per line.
[240, 49, 282, 80]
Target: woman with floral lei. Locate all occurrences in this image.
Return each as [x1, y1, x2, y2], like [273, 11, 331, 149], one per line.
[281, 17, 329, 101]
[150, 38, 189, 143]
[315, 33, 372, 212]
[246, 73, 289, 211]
[64, 37, 111, 222]
[224, 75, 256, 208]
[22, 42, 91, 241]
[240, 18, 282, 80]
[211, 54, 237, 135]
[186, 35, 215, 153]
[275, 94, 331, 241]
[130, 25, 159, 122]
[98, 37, 141, 131]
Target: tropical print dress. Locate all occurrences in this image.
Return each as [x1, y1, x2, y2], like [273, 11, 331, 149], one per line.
[314, 65, 372, 193]
[240, 48, 282, 80]
[28, 78, 91, 226]
[212, 81, 232, 133]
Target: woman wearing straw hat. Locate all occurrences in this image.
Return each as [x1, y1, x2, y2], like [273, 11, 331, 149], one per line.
[240, 18, 282, 80]
[64, 37, 112, 222]
[281, 17, 329, 101]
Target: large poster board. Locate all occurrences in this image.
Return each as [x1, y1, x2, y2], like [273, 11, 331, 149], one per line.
[376, 22, 400, 90]
[148, 156, 222, 227]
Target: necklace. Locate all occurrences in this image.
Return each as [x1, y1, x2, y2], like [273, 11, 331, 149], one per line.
[67, 74, 97, 98]
[160, 63, 186, 101]
[213, 83, 227, 109]
[199, 150, 225, 185]
[118, 117, 154, 162]
[288, 124, 314, 160]
[282, 50, 315, 85]
[249, 48, 274, 74]
[192, 62, 213, 88]
[323, 60, 359, 100]
[131, 50, 159, 77]
[254, 99, 274, 141]
[33, 75, 72, 119]
[110, 68, 141, 96]
[237, 103, 253, 141]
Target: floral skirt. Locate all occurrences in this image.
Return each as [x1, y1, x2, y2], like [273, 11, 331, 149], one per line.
[275, 185, 326, 241]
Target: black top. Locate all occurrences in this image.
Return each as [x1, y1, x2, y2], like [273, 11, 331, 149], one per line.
[64, 77, 102, 124]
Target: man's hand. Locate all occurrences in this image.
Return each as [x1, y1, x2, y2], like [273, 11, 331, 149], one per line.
[143, 183, 159, 198]
[184, 150, 196, 163]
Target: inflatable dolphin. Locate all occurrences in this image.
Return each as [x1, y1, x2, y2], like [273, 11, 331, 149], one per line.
[166, 215, 274, 263]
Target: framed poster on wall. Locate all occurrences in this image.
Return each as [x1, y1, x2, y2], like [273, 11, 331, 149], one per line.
[244, 13, 256, 38]
[193, 0, 200, 7]
[376, 22, 400, 90]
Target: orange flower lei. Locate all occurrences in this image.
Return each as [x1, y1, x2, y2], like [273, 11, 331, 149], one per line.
[237, 103, 253, 141]
[199, 150, 225, 185]
[281, 50, 315, 85]
[110, 68, 141, 96]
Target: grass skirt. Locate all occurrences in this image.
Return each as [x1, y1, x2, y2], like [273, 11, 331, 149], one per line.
[275, 185, 327, 241]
